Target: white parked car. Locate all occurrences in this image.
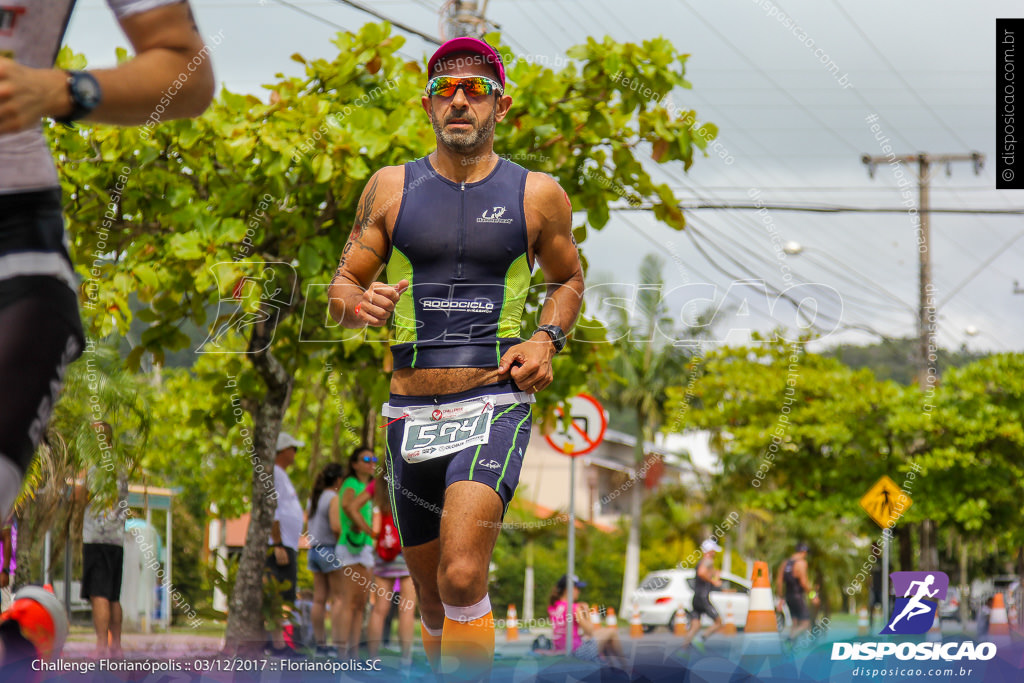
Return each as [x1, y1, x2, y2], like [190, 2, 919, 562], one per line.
[632, 569, 752, 632]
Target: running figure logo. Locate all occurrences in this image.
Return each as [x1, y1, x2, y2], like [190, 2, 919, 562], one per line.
[881, 571, 948, 634]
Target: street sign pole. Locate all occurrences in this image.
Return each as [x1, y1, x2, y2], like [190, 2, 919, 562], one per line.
[859, 475, 913, 630]
[882, 527, 890, 625]
[566, 456, 576, 655]
[546, 394, 608, 655]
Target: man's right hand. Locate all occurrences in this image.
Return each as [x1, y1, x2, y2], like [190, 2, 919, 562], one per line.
[274, 546, 288, 566]
[356, 280, 409, 326]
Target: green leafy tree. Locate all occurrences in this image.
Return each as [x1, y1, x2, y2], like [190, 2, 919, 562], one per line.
[672, 337, 908, 609]
[52, 25, 716, 648]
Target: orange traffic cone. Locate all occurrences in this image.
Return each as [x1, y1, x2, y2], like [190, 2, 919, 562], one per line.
[590, 606, 601, 627]
[674, 605, 687, 636]
[857, 606, 869, 636]
[605, 607, 618, 628]
[721, 601, 738, 636]
[629, 601, 643, 639]
[926, 609, 942, 642]
[506, 604, 519, 642]
[742, 561, 782, 655]
[989, 593, 1009, 636]
[744, 561, 778, 632]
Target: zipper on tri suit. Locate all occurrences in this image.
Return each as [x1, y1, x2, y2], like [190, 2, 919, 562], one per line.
[455, 181, 466, 280]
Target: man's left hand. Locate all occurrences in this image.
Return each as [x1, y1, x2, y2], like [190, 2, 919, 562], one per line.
[497, 333, 555, 393]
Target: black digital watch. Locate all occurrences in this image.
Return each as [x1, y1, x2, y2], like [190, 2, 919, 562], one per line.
[534, 324, 566, 354]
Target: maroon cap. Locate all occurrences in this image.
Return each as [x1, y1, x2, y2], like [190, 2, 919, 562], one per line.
[427, 37, 505, 88]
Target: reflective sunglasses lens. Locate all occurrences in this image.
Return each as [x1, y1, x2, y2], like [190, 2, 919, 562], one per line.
[461, 78, 493, 96]
[427, 77, 497, 97]
[427, 77, 457, 97]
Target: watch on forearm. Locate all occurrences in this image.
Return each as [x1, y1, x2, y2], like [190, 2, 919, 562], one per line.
[534, 324, 566, 354]
[55, 71, 102, 124]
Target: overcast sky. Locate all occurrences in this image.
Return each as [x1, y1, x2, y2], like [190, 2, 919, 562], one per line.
[67, 0, 1024, 353]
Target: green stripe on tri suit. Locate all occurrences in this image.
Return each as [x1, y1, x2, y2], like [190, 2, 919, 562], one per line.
[496, 406, 531, 493]
[471, 404, 518, 481]
[468, 443, 484, 481]
[385, 437, 404, 547]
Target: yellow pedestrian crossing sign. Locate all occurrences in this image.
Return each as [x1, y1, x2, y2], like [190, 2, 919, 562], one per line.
[860, 475, 913, 528]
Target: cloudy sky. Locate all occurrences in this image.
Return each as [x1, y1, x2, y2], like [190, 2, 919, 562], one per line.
[68, 0, 1024, 353]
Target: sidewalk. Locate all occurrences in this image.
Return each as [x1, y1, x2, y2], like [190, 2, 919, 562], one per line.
[63, 627, 224, 660]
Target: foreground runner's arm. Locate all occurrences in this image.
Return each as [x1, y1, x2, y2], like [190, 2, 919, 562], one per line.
[328, 167, 407, 327]
[497, 173, 584, 393]
[0, 2, 214, 133]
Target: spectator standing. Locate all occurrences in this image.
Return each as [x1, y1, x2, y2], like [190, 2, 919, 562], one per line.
[266, 432, 304, 657]
[366, 471, 416, 666]
[306, 462, 345, 657]
[336, 446, 376, 657]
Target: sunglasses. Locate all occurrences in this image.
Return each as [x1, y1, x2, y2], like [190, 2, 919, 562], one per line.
[361, 455, 378, 463]
[425, 76, 503, 99]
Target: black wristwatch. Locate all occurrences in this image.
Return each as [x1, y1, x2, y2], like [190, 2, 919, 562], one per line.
[534, 324, 566, 354]
[55, 71, 102, 125]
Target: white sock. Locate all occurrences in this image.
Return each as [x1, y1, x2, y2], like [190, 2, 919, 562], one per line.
[442, 594, 492, 622]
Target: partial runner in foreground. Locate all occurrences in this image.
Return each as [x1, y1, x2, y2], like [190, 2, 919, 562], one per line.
[0, 0, 214, 671]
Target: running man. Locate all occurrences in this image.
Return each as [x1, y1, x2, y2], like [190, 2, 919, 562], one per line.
[0, 0, 215, 522]
[887, 574, 939, 630]
[0, 0, 213, 671]
[776, 541, 818, 641]
[682, 539, 725, 647]
[328, 36, 583, 678]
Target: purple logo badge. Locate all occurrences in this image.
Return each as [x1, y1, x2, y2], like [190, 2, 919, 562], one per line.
[881, 571, 948, 635]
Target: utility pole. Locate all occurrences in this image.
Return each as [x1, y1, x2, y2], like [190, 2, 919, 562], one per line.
[861, 151, 983, 589]
[861, 152, 984, 391]
[440, 0, 495, 40]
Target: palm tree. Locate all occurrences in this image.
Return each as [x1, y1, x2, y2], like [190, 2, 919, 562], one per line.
[14, 341, 151, 588]
[601, 254, 711, 614]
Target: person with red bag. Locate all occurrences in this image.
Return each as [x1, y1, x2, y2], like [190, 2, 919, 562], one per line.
[365, 472, 416, 667]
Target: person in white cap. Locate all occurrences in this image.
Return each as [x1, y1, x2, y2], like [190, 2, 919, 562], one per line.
[682, 539, 725, 647]
[265, 431, 305, 656]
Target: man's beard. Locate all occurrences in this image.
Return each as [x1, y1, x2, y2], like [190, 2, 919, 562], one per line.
[430, 107, 496, 154]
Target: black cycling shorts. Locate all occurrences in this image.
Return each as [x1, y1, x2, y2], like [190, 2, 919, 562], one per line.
[689, 594, 720, 622]
[787, 594, 810, 621]
[0, 190, 85, 475]
[384, 381, 532, 548]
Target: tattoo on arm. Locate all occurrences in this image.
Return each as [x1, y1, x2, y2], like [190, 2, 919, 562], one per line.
[353, 175, 380, 239]
[335, 235, 385, 273]
[332, 173, 386, 287]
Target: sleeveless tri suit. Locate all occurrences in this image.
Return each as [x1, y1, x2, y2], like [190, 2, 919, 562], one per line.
[382, 156, 536, 547]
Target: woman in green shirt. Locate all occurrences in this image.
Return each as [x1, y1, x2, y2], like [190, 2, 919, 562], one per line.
[336, 445, 377, 657]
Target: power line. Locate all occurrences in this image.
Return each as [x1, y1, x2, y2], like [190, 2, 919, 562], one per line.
[939, 230, 1024, 307]
[268, 0, 349, 32]
[329, 0, 441, 44]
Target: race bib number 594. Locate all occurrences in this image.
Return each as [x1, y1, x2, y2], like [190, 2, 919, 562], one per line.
[401, 397, 494, 464]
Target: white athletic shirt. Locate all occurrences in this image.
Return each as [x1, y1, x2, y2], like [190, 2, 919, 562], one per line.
[0, 0, 182, 194]
[272, 465, 304, 551]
